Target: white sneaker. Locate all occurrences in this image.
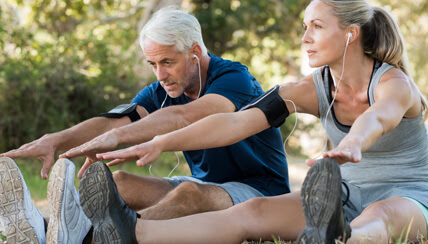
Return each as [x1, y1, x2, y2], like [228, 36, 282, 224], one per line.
[0, 157, 46, 244]
[47, 158, 92, 244]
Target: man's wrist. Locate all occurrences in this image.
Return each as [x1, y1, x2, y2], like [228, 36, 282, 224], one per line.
[110, 128, 124, 146]
[42, 133, 62, 151]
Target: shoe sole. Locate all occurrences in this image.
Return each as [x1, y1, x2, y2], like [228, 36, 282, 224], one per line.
[0, 157, 40, 244]
[80, 162, 123, 244]
[297, 158, 342, 244]
[47, 158, 89, 244]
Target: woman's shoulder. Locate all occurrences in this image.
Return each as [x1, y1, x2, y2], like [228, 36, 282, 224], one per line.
[378, 66, 409, 85]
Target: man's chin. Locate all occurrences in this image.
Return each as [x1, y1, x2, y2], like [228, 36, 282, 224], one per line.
[165, 91, 181, 98]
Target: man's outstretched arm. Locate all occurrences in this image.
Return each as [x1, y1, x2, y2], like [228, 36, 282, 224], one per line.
[1, 105, 148, 179]
[62, 94, 236, 178]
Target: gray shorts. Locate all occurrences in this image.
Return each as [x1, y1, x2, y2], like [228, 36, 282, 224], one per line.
[164, 176, 264, 205]
[342, 180, 428, 224]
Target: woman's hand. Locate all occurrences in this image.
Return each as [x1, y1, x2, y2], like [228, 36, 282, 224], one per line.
[96, 136, 165, 167]
[306, 137, 362, 167]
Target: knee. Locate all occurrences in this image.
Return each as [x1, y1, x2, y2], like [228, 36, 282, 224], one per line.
[238, 197, 269, 220]
[233, 197, 270, 234]
[112, 170, 129, 187]
[168, 181, 204, 203]
[359, 201, 393, 233]
[363, 201, 393, 222]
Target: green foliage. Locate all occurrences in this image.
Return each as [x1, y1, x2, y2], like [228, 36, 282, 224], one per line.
[1, 0, 427, 202]
[192, 0, 310, 88]
[389, 217, 415, 244]
[0, 1, 142, 152]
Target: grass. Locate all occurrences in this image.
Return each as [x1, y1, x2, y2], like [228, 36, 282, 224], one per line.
[13, 152, 190, 201]
[4, 155, 428, 243]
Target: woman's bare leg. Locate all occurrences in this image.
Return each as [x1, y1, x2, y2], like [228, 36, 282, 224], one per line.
[136, 191, 305, 244]
[348, 197, 427, 243]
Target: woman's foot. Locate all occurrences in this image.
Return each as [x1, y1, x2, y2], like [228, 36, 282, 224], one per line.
[297, 157, 351, 244]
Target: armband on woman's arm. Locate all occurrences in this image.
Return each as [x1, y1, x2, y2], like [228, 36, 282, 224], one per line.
[240, 85, 289, 128]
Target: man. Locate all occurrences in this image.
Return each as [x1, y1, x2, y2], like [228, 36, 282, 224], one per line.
[1, 8, 289, 243]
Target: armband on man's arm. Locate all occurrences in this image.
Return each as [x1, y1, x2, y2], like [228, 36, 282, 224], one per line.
[99, 103, 141, 122]
[240, 85, 289, 128]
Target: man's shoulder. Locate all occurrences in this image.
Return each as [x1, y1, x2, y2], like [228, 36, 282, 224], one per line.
[208, 53, 251, 79]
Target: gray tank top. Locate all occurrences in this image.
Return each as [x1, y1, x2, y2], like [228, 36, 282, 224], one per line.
[313, 63, 428, 187]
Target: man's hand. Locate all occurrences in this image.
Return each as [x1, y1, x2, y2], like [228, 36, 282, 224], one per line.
[60, 129, 120, 160]
[306, 138, 362, 167]
[97, 136, 164, 167]
[0, 135, 57, 179]
[58, 130, 122, 178]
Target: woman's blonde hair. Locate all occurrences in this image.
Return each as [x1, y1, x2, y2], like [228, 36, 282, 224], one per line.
[319, 0, 428, 121]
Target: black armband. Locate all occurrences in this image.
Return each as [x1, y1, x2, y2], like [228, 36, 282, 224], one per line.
[99, 103, 141, 122]
[240, 85, 289, 128]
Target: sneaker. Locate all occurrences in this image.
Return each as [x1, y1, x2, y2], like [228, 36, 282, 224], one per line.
[80, 162, 138, 244]
[296, 157, 351, 244]
[46, 158, 92, 244]
[0, 157, 46, 243]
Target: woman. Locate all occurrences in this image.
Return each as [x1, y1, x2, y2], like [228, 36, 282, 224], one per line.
[96, 0, 428, 242]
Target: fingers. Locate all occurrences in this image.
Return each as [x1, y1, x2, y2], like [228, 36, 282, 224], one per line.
[305, 159, 317, 167]
[97, 147, 137, 160]
[40, 154, 55, 180]
[136, 152, 159, 167]
[61, 144, 88, 158]
[106, 159, 127, 167]
[322, 148, 361, 165]
[77, 157, 96, 179]
[1, 148, 37, 159]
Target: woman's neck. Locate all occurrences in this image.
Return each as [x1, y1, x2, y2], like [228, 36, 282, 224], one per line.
[329, 46, 374, 92]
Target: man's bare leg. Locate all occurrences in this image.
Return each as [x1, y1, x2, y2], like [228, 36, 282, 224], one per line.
[113, 171, 233, 220]
[138, 182, 233, 219]
[113, 171, 175, 210]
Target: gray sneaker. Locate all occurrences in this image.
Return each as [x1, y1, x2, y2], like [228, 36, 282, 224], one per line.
[0, 157, 46, 244]
[46, 158, 92, 244]
[80, 162, 138, 244]
[296, 157, 351, 244]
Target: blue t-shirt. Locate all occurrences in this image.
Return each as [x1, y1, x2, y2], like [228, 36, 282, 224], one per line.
[132, 53, 289, 196]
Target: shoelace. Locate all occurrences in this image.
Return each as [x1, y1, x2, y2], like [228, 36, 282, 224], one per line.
[341, 182, 350, 206]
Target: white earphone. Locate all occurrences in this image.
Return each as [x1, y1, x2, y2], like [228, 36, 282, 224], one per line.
[283, 31, 354, 163]
[193, 54, 199, 62]
[347, 32, 352, 45]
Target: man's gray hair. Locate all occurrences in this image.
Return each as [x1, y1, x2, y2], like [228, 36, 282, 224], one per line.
[139, 7, 208, 55]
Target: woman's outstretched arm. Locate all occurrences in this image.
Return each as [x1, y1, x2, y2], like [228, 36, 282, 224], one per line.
[98, 75, 318, 166]
[308, 69, 421, 166]
[98, 108, 270, 166]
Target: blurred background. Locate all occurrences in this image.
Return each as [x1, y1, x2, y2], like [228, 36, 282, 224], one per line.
[0, 0, 427, 203]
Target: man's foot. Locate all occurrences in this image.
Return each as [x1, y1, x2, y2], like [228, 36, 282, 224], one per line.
[47, 158, 92, 244]
[296, 157, 351, 244]
[0, 157, 46, 243]
[80, 161, 138, 244]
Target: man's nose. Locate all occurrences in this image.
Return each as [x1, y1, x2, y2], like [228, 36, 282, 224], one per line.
[155, 66, 169, 81]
